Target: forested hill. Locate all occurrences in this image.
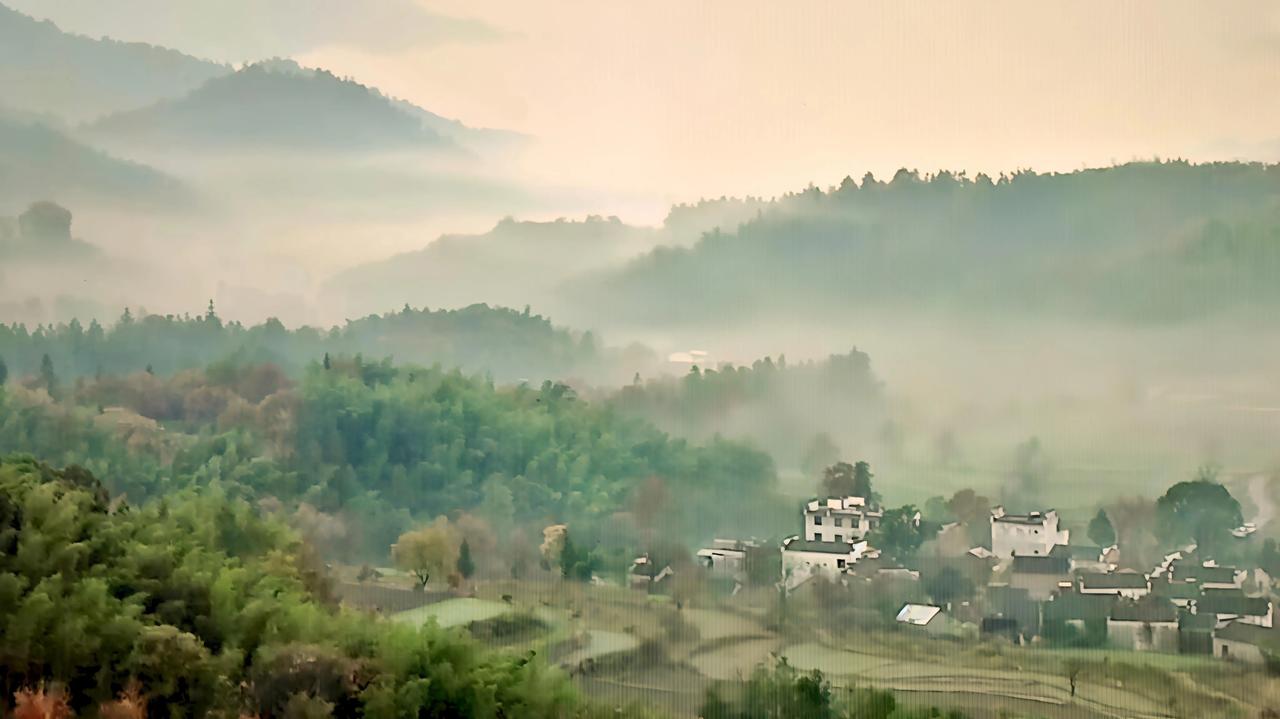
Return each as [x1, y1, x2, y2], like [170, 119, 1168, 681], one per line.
[566, 161, 1280, 327]
[0, 303, 655, 387]
[84, 61, 462, 153]
[608, 349, 885, 472]
[0, 3, 227, 123]
[0, 357, 784, 560]
[0, 456, 584, 716]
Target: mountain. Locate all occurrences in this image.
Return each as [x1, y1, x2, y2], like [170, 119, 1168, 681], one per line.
[566, 161, 1280, 327]
[0, 2, 228, 123]
[84, 60, 465, 153]
[325, 215, 660, 317]
[0, 113, 189, 208]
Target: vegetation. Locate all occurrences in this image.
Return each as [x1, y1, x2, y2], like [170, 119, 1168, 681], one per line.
[0, 455, 585, 717]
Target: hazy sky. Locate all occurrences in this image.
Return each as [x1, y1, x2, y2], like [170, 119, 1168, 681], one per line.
[17, 0, 1280, 213]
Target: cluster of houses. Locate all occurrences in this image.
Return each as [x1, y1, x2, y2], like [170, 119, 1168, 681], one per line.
[630, 493, 1280, 665]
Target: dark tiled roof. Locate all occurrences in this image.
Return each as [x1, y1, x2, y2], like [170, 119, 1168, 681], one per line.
[1153, 580, 1202, 600]
[1197, 592, 1271, 617]
[1216, 621, 1280, 652]
[1111, 597, 1178, 623]
[1064, 545, 1104, 559]
[1045, 593, 1114, 622]
[1012, 554, 1071, 575]
[1079, 572, 1148, 590]
[993, 511, 1056, 526]
[1179, 611, 1217, 631]
[1173, 563, 1239, 584]
[784, 539, 855, 555]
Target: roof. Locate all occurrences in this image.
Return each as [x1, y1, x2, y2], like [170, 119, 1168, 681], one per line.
[1079, 572, 1149, 590]
[1153, 580, 1202, 601]
[1172, 562, 1240, 584]
[783, 538, 856, 555]
[1045, 593, 1114, 622]
[1012, 553, 1071, 575]
[1110, 597, 1178, 623]
[896, 603, 943, 626]
[1179, 611, 1217, 631]
[1197, 592, 1271, 617]
[1216, 621, 1280, 652]
[992, 509, 1057, 526]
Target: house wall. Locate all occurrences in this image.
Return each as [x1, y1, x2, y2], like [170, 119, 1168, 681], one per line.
[1107, 620, 1178, 652]
[991, 515, 1064, 558]
[805, 512, 869, 543]
[1214, 637, 1266, 665]
[783, 549, 850, 579]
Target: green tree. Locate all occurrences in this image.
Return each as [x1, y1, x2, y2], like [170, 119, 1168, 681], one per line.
[1155, 469, 1242, 553]
[457, 538, 476, 579]
[0, 355, 7, 385]
[392, 519, 457, 590]
[852, 460, 874, 500]
[39, 352, 57, 396]
[925, 566, 974, 606]
[1087, 508, 1116, 547]
[869, 505, 927, 561]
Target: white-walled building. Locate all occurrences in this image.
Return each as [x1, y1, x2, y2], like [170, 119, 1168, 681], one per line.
[781, 537, 870, 583]
[989, 507, 1069, 558]
[696, 538, 760, 578]
[803, 496, 883, 543]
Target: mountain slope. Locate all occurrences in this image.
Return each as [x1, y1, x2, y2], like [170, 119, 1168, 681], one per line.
[84, 61, 462, 153]
[325, 216, 659, 317]
[0, 113, 189, 208]
[568, 161, 1280, 326]
[0, 2, 228, 123]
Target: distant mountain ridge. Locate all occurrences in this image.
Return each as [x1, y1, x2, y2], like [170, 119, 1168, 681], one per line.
[0, 2, 229, 123]
[83, 59, 503, 154]
[0, 112, 189, 209]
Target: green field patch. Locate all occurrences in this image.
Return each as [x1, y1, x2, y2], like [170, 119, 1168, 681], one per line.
[782, 642, 891, 676]
[690, 637, 779, 680]
[558, 630, 641, 667]
[393, 598, 511, 628]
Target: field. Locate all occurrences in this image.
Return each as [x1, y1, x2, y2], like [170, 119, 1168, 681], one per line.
[364, 574, 1275, 718]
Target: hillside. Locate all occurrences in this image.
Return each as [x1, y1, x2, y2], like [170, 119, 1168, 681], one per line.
[326, 216, 661, 317]
[0, 2, 228, 123]
[567, 161, 1280, 327]
[84, 61, 463, 153]
[0, 113, 189, 209]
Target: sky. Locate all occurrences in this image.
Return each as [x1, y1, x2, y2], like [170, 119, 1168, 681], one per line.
[15, 0, 1280, 216]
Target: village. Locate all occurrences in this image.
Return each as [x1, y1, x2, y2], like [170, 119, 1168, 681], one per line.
[629, 476, 1280, 668]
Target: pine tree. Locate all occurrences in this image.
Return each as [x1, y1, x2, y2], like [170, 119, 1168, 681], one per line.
[457, 538, 475, 579]
[0, 355, 8, 386]
[39, 353, 57, 397]
[323, 352, 331, 370]
[1087, 509, 1116, 548]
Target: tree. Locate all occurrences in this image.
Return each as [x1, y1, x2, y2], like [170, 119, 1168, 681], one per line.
[821, 460, 875, 500]
[1087, 509, 1116, 548]
[0, 355, 7, 386]
[870, 506, 927, 561]
[558, 532, 598, 581]
[1155, 470, 1242, 553]
[457, 538, 475, 579]
[39, 352, 57, 396]
[392, 519, 457, 591]
[322, 352, 331, 370]
[925, 566, 974, 606]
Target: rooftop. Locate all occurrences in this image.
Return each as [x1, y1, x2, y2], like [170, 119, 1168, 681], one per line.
[1197, 592, 1271, 617]
[1079, 572, 1149, 590]
[896, 603, 943, 626]
[1012, 553, 1071, 575]
[1111, 597, 1178, 623]
[783, 537, 860, 555]
[992, 508, 1057, 526]
[1045, 593, 1114, 622]
[1217, 621, 1280, 651]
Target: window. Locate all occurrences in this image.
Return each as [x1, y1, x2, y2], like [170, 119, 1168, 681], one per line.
[814, 516, 823, 526]
[834, 518, 843, 527]
[837, 559, 846, 568]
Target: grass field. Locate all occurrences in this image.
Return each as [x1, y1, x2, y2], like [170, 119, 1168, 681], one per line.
[392, 597, 511, 628]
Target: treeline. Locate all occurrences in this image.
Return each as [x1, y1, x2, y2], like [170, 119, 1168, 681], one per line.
[0, 302, 646, 387]
[577, 160, 1280, 325]
[0, 455, 617, 717]
[0, 354, 785, 561]
[609, 349, 884, 471]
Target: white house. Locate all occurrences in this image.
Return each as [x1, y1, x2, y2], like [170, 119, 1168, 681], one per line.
[989, 507, 1069, 558]
[781, 536, 870, 583]
[803, 496, 883, 543]
[896, 604, 948, 634]
[696, 538, 760, 578]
